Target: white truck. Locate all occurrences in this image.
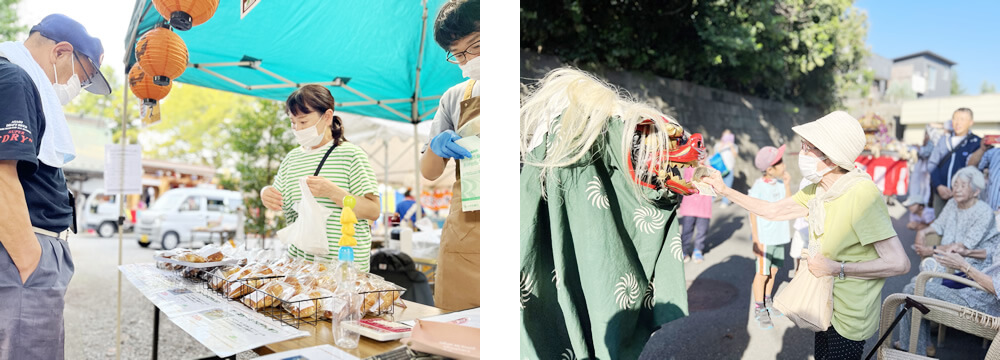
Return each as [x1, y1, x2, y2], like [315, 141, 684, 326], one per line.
[83, 189, 133, 237]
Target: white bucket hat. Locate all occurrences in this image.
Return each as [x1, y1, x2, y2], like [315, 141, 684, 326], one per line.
[792, 111, 866, 171]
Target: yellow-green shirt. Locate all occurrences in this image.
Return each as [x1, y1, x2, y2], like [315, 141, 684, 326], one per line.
[793, 180, 897, 340]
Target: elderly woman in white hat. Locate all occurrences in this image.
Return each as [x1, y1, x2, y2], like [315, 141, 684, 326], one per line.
[702, 111, 910, 359]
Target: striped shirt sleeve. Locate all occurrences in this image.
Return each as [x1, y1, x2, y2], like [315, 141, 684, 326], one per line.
[349, 145, 380, 198]
[274, 151, 298, 222]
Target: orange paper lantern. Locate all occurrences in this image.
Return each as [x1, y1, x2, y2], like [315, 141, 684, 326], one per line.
[135, 26, 188, 86]
[152, 0, 220, 31]
[129, 64, 172, 105]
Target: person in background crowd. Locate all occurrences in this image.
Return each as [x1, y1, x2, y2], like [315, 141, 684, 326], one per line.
[714, 129, 738, 207]
[928, 108, 981, 217]
[903, 198, 935, 231]
[788, 177, 811, 274]
[394, 189, 419, 228]
[968, 137, 1000, 212]
[912, 167, 999, 271]
[0, 13, 111, 359]
[895, 248, 1000, 356]
[906, 127, 936, 212]
[747, 144, 791, 330]
[678, 159, 713, 263]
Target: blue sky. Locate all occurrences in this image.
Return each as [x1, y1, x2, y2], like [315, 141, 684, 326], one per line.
[855, 0, 999, 95]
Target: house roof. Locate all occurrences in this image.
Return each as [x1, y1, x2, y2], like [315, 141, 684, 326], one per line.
[892, 51, 957, 66]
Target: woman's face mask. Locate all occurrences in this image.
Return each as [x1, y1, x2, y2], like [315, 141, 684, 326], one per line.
[52, 57, 82, 105]
[292, 113, 328, 148]
[798, 151, 832, 184]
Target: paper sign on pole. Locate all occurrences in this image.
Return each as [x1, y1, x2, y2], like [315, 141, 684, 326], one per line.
[241, 0, 261, 19]
[104, 144, 143, 195]
[140, 103, 161, 126]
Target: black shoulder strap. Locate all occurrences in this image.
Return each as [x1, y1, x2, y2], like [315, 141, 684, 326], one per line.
[314, 142, 339, 176]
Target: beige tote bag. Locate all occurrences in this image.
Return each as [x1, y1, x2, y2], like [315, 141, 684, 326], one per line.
[773, 241, 833, 332]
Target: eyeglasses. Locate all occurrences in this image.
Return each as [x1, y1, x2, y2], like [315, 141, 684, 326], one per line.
[73, 52, 97, 89]
[445, 40, 480, 64]
[801, 140, 817, 153]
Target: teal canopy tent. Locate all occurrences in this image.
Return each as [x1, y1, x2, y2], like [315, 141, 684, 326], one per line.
[122, 0, 466, 197]
[124, 0, 461, 123]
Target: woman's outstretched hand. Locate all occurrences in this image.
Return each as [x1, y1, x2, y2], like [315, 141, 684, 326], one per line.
[699, 168, 726, 195]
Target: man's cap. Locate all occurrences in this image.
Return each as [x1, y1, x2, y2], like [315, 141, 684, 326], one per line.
[792, 111, 866, 171]
[31, 14, 111, 95]
[754, 144, 786, 172]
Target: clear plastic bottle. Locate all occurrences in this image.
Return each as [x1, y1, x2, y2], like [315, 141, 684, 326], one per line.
[332, 262, 362, 349]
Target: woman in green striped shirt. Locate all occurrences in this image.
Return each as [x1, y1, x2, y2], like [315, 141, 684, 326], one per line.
[260, 85, 381, 271]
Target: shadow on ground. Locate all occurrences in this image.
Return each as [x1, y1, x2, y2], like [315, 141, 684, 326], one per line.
[640, 256, 754, 359]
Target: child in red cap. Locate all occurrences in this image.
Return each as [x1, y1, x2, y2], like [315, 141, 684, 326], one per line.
[749, 144, 792, 329]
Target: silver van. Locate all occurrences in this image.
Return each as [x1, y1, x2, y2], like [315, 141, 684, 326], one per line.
[135, 187, 243, 249]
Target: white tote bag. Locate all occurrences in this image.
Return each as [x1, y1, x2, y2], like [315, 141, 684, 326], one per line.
[276, 177, 333, 255]
[773, 240, 834, 332]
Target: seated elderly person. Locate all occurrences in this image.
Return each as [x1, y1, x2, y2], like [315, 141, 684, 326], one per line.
[912, 166, 1000, 270]
[894, 249, 1000, 355]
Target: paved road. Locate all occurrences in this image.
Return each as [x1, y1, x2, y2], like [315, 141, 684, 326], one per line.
[63, 231, 259, 360]
[639, 199, 990, 359]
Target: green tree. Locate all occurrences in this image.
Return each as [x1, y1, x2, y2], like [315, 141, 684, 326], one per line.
[0, 0, 26, 41]
[981, 80, 996, 94]
[521, 0, 869, 110]
[218, 99, 295, 239]
[950, 70, 965, 95]
[63, 65, 140, 143]
[140, 83, 251, 166]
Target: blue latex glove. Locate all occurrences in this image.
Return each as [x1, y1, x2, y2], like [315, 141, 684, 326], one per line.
[430, 130, 472, 159]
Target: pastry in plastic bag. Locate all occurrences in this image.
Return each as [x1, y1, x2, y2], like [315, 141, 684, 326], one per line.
[210, 266, 240, 290]
[284, 288, 334, 319]
[196, 244, 224, 262]
[242, 281, 294, 309]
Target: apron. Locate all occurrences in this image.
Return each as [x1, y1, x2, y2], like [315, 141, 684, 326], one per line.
[433, 80, 480, 311]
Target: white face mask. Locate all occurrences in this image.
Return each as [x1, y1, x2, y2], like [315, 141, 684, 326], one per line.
[459, 56, 480, 81]
[798, 152, 833, 183]
[52, 59, 82, 106]
[292, 116, 327, 148]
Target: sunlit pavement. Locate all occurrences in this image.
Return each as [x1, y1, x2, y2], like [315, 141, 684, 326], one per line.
[640, 200, 988, 359]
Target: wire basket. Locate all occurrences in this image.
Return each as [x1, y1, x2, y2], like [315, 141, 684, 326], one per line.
[171, 265, 406, 329]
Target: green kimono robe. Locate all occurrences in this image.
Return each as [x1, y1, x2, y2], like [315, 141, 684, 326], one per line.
[520, 118, 689, 359]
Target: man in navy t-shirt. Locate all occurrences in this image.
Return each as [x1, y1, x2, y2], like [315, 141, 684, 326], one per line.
[0, 14, 110, 359]
[395, 189, 419, 225]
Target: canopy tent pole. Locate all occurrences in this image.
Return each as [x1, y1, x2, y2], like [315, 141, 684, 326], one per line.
[116, 66, 129, 360]
[383, 138, 390, 245]
[118, 2, 147, 358]
[412, 0, 429, 221]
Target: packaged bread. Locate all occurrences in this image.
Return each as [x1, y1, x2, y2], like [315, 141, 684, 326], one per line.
[224, 265, 260, 299]
[246, 266, 275, 289]
[359, 281, 379, 313]
[180, 266, 201, 279]
[354, 277, 405, 314]
[210, 266, 240, 290]
[177, 253, 207, 263]
[196, 245, 224, 262]
[242, 281, 294, 309]
[284, 288, 334, 319]
[320, 292, 349, 320]
[373, 280, 404, 313]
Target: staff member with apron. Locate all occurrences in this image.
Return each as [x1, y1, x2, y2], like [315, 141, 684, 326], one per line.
[420, 0, 480, 311]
